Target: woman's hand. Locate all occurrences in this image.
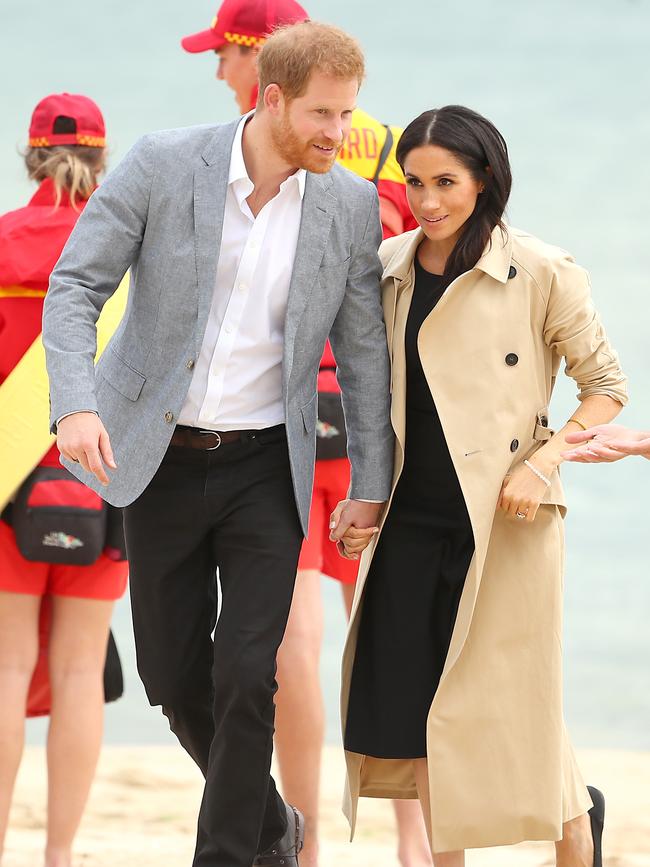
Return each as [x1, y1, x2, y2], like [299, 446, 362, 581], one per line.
[497, 461, 550, 523]
[337, 525, 379, 559]
[329, 499, 382, 559]
[562, 424, 650, 462]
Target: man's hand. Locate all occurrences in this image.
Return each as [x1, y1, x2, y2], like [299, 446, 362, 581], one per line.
[329, 499, 383, 559]
[57, 412, 117, 486]
[562, 424, 650, 462]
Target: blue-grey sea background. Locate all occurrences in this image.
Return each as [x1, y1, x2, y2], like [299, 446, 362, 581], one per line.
[2, 0, 648, 749]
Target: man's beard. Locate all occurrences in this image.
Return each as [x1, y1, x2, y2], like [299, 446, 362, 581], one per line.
[270, 113, 341, 174]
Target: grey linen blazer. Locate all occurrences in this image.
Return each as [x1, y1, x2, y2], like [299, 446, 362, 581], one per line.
[42, 118, 394, 534]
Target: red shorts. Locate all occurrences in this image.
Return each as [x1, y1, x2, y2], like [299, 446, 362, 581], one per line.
[0, 520, 128, 600]
[297, 458, 359, 584]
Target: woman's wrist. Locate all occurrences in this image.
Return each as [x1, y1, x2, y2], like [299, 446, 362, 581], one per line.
[523, 459, 552, 487]
[526, 443, 561, 477]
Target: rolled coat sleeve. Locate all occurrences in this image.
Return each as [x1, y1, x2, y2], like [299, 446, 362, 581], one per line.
[543, 254, 628, 406]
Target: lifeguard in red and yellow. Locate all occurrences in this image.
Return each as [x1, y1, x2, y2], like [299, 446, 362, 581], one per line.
[0, 93, 127, 867]
[181, 8, 431, 865]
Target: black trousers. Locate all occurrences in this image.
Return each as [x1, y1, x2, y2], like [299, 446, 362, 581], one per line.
[123, 428, 303, 867]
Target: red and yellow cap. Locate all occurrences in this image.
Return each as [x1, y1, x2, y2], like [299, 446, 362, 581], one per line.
[181, 0, 308, 53]
[28, 93, 106, 149]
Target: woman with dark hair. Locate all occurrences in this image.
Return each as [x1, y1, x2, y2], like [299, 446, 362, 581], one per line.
[335, 106, 627, 866]
[0, 93, 127, 867]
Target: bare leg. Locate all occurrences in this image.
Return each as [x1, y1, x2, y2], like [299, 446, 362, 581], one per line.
[340, 581, 355, 618]
[274, 569, 324, 867]
[393, 799, 435, 867]
[45, 596, 113, 867]
[413, 759, 464, 867]
[555, 812, 593, 867]
[342, 586, 433, 867]
[0, 591, 41, 862]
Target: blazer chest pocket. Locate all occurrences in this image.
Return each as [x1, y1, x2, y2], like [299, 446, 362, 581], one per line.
[99, 350, 146, 401]
[318, 255, 351, 279]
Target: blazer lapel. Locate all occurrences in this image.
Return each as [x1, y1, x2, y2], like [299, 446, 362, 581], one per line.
[192, 119, 239, 354]
[282, 172, 336, 385]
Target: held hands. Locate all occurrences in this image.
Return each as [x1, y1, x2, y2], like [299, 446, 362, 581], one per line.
[329, 499, 383, 560]
[562, 424, 650, 462]
[57, 412, 117, 486]
[498, 460, 550, 523]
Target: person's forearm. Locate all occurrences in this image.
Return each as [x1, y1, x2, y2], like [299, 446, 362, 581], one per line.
[529, 394, 624, 476]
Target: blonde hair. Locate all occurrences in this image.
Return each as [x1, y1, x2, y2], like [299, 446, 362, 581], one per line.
[257, 21, 365, 106]
[24, 146, 106, 210]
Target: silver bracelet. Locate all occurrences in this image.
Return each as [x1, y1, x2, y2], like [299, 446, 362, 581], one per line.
[523, 459, 551, 487]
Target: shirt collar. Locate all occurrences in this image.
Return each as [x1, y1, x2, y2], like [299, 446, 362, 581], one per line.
[28, 177, 91, 209]
[384, 224, 514, 284]
[229, 112, 306, 205]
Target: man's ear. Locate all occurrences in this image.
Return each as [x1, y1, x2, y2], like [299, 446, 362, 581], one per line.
[263, 83, 284, 115]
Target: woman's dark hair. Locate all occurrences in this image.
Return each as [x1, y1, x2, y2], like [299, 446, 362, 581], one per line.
[396, 105, 512, 282]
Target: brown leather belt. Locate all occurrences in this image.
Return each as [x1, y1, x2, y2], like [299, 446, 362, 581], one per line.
[170, 424, 285, 451]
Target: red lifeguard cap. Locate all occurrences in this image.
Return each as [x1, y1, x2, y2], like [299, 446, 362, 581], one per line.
[181, 0, 309, 54]
[28, 93, 106, 149]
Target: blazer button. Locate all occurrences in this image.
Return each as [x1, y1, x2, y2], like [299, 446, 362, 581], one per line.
[186, 359, 195, 370]
[508, 265, 517, 279]
[164, 411, 174, 424]
[510, 438, 519, 452]
[505, 353, 519, 366]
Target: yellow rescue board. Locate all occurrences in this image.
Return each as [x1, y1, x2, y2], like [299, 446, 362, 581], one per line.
[0, 274, 129, 511]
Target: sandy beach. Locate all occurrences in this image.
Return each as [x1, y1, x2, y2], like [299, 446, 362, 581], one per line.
[3, 745, 649, 866]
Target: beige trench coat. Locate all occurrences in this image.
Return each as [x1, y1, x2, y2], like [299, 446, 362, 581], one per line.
[341, 225, 628, 852]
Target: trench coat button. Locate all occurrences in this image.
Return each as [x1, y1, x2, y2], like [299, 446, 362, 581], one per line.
[186, 359, 195, 370]
[505, 353, 519, 366]
[510, 438, 519, 452]
[508, 265, 517, 279]
[164, 411, 174, 424]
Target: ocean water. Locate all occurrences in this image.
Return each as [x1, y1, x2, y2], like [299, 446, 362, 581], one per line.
[2, 0, 648, 749]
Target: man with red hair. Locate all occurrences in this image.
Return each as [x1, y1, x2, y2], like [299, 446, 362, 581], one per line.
[182, 6, 429, 866]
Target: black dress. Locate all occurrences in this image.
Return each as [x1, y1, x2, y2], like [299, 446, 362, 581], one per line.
[344, 258, 475, 759]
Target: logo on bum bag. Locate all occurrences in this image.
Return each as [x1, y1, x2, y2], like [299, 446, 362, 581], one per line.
[42, 531, 84, 550]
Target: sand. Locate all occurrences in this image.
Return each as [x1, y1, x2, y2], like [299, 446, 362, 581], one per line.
[3, 746, 649, 866]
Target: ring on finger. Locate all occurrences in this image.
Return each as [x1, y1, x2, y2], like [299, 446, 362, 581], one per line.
[515, 509, 528, 520]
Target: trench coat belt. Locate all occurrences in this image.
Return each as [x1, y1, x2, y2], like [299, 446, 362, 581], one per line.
[170, 423, 286, 451]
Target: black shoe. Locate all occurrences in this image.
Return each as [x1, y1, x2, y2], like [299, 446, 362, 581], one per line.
[587, 786, 605, 867]
[253, 803, 304, 866]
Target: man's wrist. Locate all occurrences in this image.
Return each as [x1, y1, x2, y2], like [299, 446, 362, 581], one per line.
[57, 410, 98, 425]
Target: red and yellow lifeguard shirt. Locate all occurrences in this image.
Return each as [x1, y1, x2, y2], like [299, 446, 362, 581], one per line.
[0, 178, 91, 467]
[338, 108, 418, 238]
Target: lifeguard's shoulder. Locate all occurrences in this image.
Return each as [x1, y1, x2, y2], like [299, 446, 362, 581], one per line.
[508, 226, 589, 293]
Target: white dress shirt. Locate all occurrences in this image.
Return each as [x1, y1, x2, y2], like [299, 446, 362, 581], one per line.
[178, 114, 306, 431]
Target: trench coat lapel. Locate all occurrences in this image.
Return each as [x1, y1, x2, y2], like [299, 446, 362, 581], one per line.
[282, 171, 335, 385]
[192, 119, 239, 356]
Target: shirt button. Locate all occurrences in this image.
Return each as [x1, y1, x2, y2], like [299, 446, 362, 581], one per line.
[510, 438, 519, 452]
[186, 359, 195, 370]
[238, 283, 247, 292]
[505, 353, 519, 366]
[225, 324, 233, 334]
[508, 265, 517, 279]
[164, 411, 174, 424]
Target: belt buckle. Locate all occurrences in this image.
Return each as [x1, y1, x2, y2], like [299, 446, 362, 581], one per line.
[198, 429, 222, 450]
